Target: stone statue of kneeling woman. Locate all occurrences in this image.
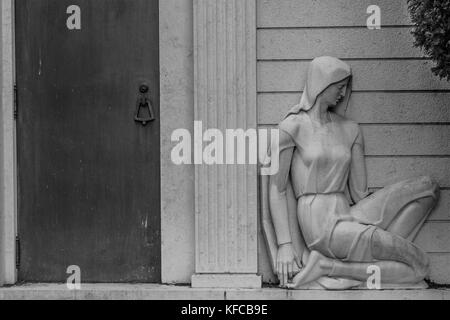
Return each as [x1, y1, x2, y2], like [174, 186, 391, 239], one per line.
[261, 56, 440, 290]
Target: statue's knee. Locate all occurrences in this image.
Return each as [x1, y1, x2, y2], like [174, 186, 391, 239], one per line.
[420, 176, 440, 198]
[412, 176, 440, 207]
[429, 179, 440, 203]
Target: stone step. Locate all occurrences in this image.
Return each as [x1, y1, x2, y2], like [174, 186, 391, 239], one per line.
[0, 284, 449, 300]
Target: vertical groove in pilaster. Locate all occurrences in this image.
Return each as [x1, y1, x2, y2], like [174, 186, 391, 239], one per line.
[193, 0, 200, 270]
[229, 0, 238, 272]
[232, 0, 239, 272]
[206, 0, 214, 267]
[246, 0, 258, 269]
[211, 1, 218, 269]
[194, 0, 257, 274]
[236, 0, 243, 269]
[217, 0, 226, 271]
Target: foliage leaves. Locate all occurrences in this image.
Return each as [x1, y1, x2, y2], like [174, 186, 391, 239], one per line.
[408, 0, 450, 81]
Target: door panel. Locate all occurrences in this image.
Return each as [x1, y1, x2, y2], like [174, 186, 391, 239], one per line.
[15, 0, 161, 282]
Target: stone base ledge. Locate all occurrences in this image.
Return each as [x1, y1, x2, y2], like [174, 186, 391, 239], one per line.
[0, 284, 449, 300]
[191, 274, 262, 289]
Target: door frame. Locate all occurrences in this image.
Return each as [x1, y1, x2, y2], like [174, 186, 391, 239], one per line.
[0, 0, 172, 285]
[0, 0, 17, 285]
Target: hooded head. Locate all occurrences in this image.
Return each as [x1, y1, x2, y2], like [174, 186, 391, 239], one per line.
[286, 56, 352, 118]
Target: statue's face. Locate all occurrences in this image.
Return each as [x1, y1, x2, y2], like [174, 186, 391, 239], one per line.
[320, 79, 348, 107]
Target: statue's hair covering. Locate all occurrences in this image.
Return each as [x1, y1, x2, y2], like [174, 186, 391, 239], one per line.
[286, 56, 352, 118]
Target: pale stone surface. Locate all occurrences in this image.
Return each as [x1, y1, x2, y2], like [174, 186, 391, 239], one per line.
[0, 284, 449, 300]
[428, 190, 450, 221]
[192, 0, 258, 282]
[0, 284, 225, 300]
[415, 223, 450, 252]
[366, 158, 449, 188]
[259, 125, 449, 156]
[191, 274, 261, 289]
[429, 253, 450, 284]
[360, 126, 449, 156]
[0, 0, 16, 286]
[258, 61, 450, 92]
[160, 0, 195, 284]
[257, 0, 412, 27]
[226, 288, 450, 301]
[0, 0, 4, 288]
[258, 92, 450, 125]
[258, 28, 423, 60]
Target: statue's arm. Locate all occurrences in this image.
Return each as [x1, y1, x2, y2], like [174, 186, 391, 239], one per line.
[269, 146, 294, 245]
[268, 129, 300, 285]
[348, 124, 370, 203]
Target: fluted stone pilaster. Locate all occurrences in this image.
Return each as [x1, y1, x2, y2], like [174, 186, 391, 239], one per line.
[192, 0, 260, 288]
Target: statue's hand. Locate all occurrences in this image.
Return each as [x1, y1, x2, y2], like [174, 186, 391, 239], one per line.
[277, 243, 300, 287]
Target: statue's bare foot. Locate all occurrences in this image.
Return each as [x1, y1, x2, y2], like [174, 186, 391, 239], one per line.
[286, 251, 333, 289]
[317, 277, 362, 290]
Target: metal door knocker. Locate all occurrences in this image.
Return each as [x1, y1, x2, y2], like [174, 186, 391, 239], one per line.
[134, 84, 155, 126]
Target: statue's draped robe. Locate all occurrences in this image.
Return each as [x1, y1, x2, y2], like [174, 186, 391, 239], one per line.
[278, 112, 372, 261]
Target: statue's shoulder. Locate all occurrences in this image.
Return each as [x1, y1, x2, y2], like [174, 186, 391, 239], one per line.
[278, 113, 306, 136]
[276, 114, 304, 149]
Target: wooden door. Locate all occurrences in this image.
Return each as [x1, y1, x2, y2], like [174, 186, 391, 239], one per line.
[15, 0, 161, 282]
